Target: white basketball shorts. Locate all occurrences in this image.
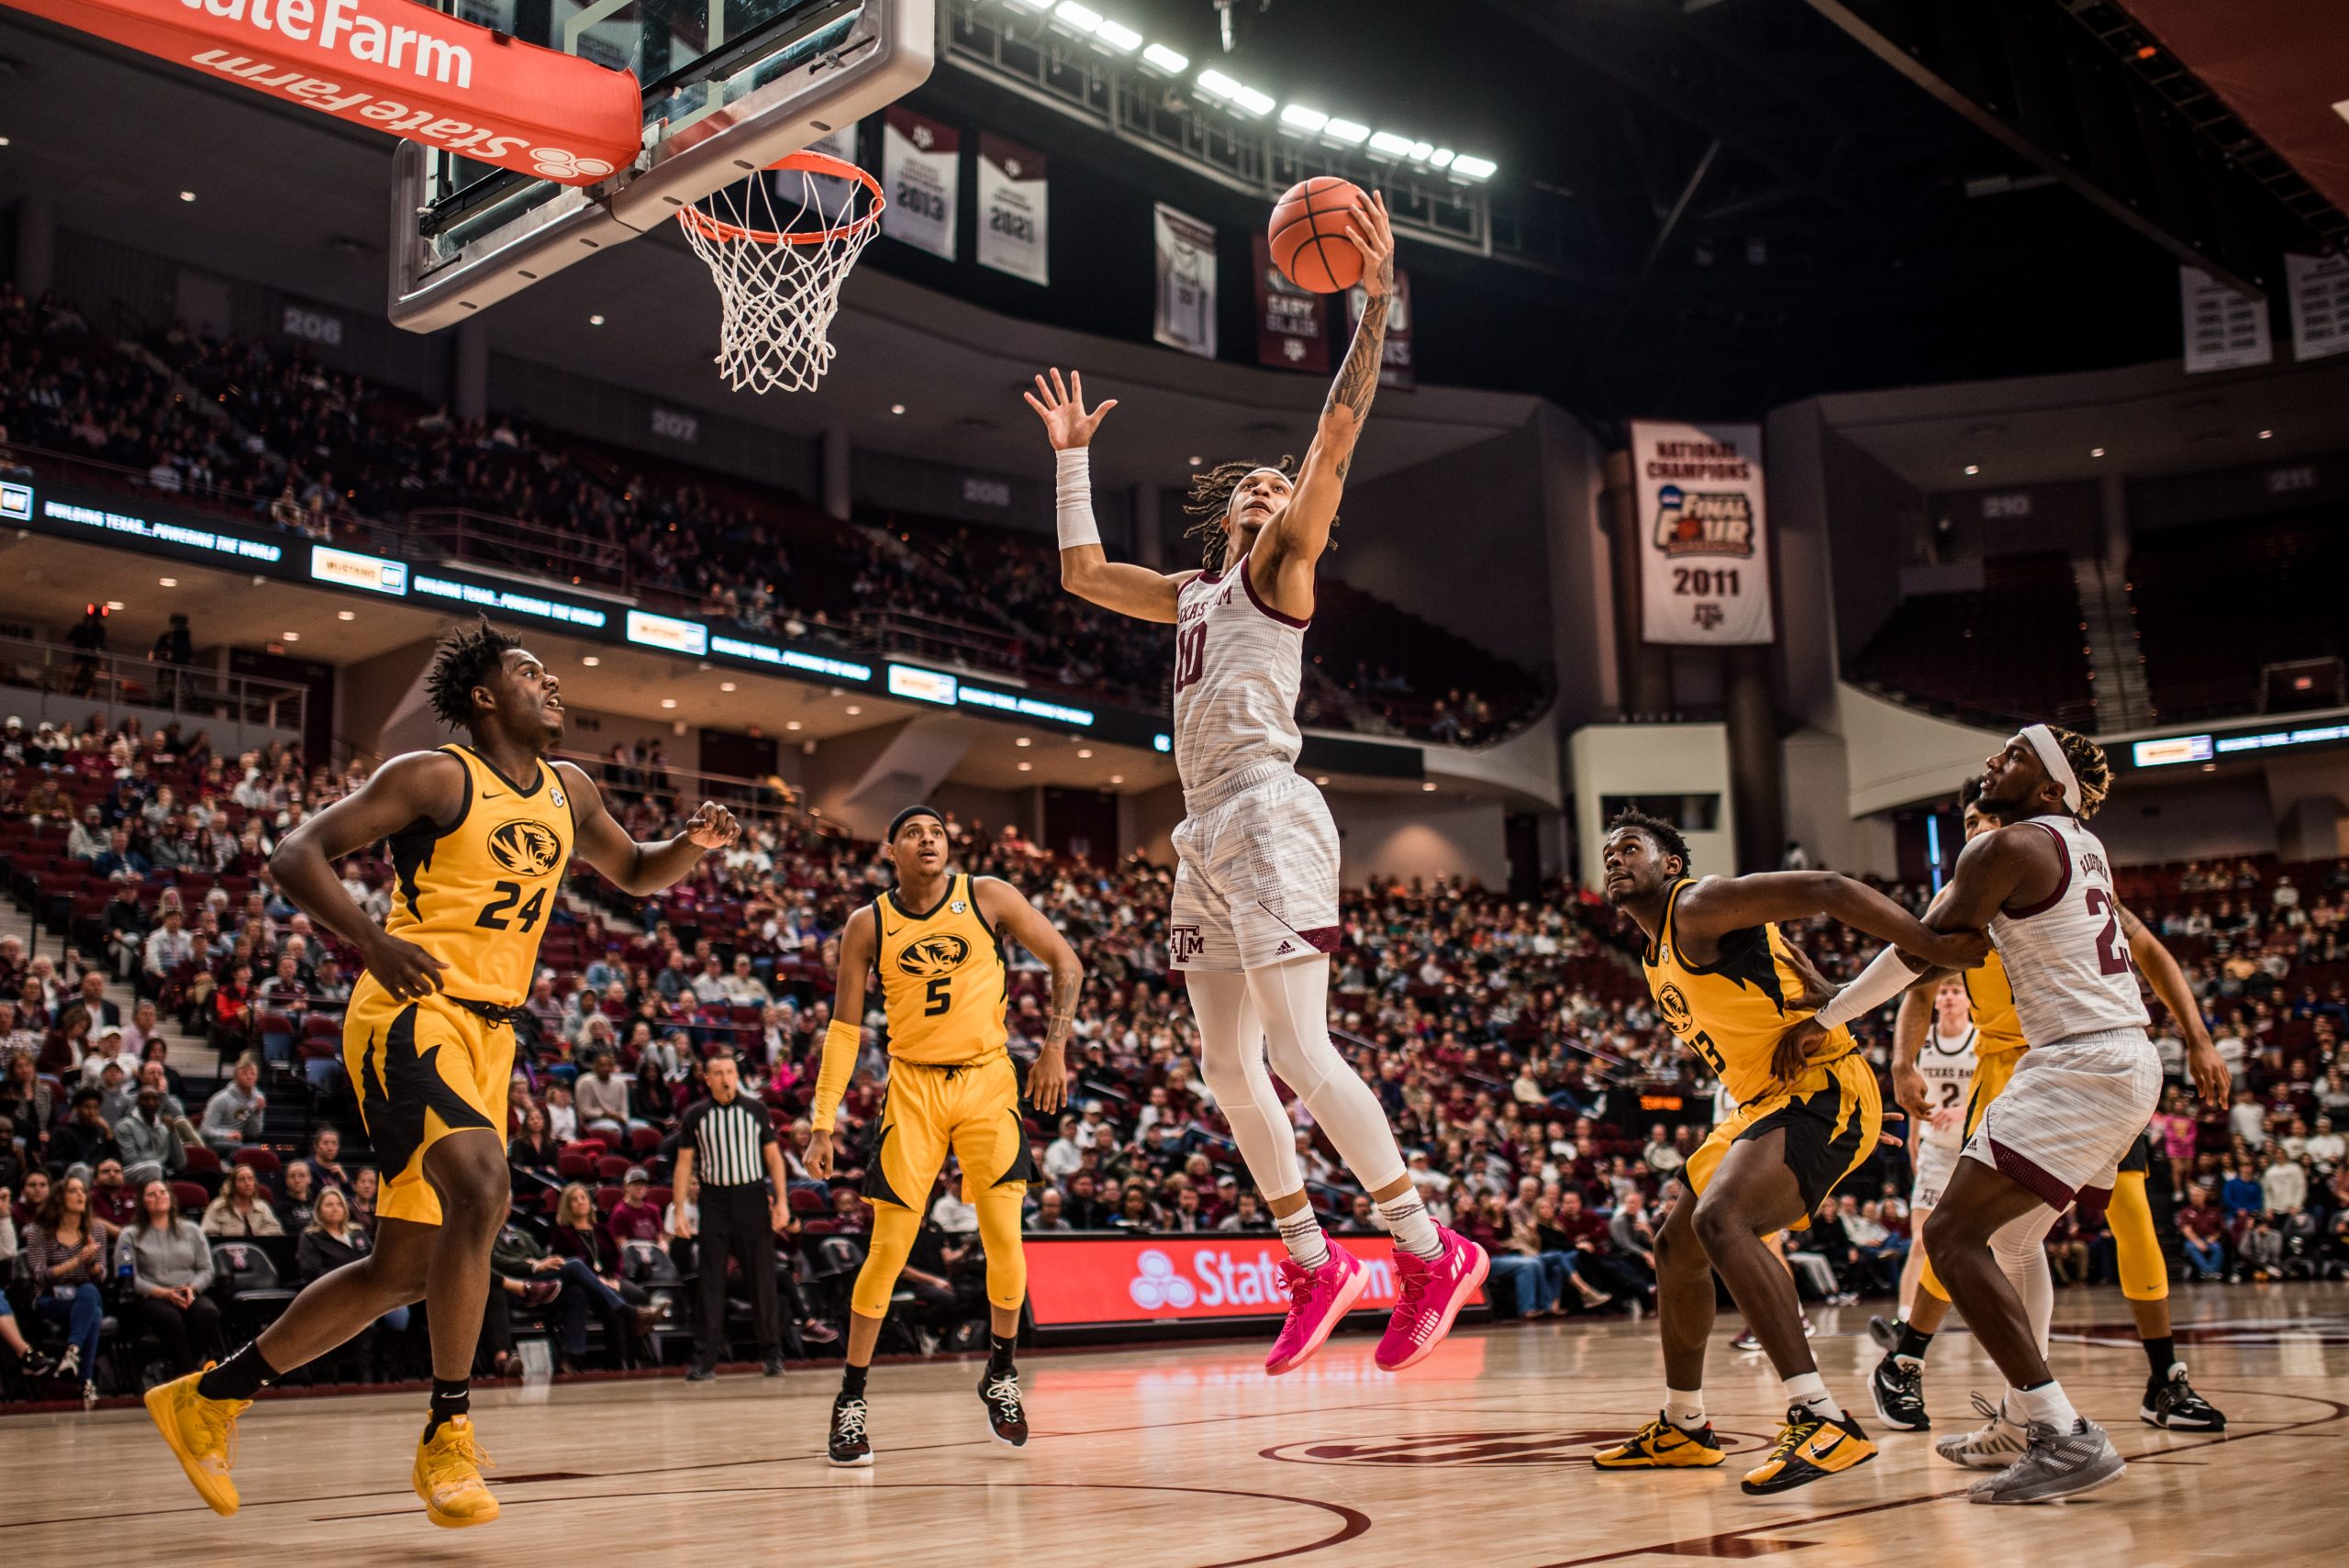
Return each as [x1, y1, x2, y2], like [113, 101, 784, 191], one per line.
[1168, 766, 1339, 973]
[1910, 1135, 1962, 1210]
[1961, 1028, 2161, 1208]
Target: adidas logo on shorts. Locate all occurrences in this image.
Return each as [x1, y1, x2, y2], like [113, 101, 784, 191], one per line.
[1274, 940, 1295, 955]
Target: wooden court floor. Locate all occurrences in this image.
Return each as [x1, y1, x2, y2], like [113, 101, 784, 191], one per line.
[5, 1284, 2345, 1566]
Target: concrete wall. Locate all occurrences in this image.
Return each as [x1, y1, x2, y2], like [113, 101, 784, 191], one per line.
[1566, 723, 1736, 889]
[1779, 726, 1898, 878]
[2095, 775, 2278, 867]
[1332, 794, 1508, 891]
[1838, 684, 2012, 817]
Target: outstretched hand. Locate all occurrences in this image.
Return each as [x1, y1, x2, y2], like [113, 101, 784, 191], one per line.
[1023, 368, 1119, 450]
[1341, 190, 1396, 298]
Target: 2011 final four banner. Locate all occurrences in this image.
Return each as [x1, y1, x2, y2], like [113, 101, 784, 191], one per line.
[1632, 419, 1774, 645]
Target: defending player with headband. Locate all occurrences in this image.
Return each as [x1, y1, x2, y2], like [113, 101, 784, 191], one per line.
[806, 805, 1083, 1465]
[1864, 775, 2232, 1441]
[143, 622, 739, 1529]
[1592, 808, 1987, 1496]
[1781, 724, 2181, 1503]
[1025, 192, 1490, 1377]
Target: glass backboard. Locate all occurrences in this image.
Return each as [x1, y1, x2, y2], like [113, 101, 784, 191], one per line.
[389, 0, 930, 332]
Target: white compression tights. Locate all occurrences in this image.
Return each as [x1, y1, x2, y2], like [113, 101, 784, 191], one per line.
[1186, 959, 1408, 1199]
[1992, 1204, 2060, 1357]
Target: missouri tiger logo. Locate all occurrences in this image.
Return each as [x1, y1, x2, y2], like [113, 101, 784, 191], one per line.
[487, 819, 563, 878]
[1656, 981, 1693, 1032]
[896, 933, 971, 979]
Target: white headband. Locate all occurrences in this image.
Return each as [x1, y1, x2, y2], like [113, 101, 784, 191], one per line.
[2018, 723, 2080, 814]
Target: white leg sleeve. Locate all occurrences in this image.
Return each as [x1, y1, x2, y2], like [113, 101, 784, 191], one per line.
[1244, 957, 1408, 1194]
[1186, 970, 1304, 1200]
[1991, 1204, 2060, 1357]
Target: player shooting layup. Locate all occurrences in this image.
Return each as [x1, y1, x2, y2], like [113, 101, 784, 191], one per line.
[1024, 191, 1488, 1375]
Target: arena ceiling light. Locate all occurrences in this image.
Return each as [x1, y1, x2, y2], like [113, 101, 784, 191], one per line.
[1141, 42, 1188, 74]
[1451, 154, 1497, 180]
[1096, 18, 1142, 52]
[1052, 2, 1101, 33]
[1280, 105, 1330, 135]
[1197, 69, 1275, 117]
[1368, 130, 1417, 159]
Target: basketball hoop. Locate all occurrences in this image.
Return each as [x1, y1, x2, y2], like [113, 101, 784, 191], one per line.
[677, 150, 884, 395]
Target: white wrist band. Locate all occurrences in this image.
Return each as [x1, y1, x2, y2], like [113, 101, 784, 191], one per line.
[1813, 945, 1916, 1030]
[1055, 446, 1102, 550]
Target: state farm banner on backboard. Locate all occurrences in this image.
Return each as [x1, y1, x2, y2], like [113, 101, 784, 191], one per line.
[4, 0, 641, 185]
[1633, 419, 1774, 646]
[1025, 1234, 1484, 1329]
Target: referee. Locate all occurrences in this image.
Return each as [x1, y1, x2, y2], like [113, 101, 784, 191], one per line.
[673, 1053, 789, 1380]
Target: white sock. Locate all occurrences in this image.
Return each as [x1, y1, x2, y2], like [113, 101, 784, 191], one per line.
[1375, 1190, 1444, 1262]
[1275, 1206, 1330, 1270]
[1664, 1389, 1705, 1429]
[1782, 1371, 1842, 1421]
[2010, 1380, 2079, 1430]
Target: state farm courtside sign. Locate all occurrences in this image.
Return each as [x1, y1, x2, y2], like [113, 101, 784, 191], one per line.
[1632, 418, 1775, 647]
[5, 0, 641, 184]
[1024, 1236, 1485, 1329]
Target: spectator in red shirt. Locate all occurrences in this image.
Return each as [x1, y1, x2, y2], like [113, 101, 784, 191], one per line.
[607, 1168, 666, 1249]
[2177, 1184, 2226, 1281]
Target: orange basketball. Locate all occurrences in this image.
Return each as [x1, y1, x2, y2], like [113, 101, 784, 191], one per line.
[1268, 176, 1367, 294]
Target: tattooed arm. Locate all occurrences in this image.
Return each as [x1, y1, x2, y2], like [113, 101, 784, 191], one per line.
[1252, 191, 1396, 614]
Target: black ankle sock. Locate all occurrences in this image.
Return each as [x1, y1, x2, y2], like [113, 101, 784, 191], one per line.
[2143, 1335, 2176, 1383]
[423, 1379, 471, 1440]
[840, 1363, 868, 1400]
[197, 1341, 279, 1402]
[987, 1334, 1018, 1377]
[1895, 1323, 1935, 1362]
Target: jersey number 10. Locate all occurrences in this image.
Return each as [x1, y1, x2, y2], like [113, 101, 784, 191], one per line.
[1174, 624, 1207, 694]
[475, 880, 548, 932]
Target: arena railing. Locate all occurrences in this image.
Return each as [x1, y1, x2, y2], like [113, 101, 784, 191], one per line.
[0, 632, 309, 744]
[0, 441, 394, 554]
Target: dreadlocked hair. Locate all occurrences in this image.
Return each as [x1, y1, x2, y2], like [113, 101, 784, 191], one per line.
[1182, 456, 1315, 573]
[425, 619, 523, 730]
[2046, 725, 2113, 819]
[1608, 807, 1692, 875]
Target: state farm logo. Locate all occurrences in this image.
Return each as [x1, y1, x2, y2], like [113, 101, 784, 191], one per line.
[1129, 1249, 1197, 1311]
[529, 147, 615, 182]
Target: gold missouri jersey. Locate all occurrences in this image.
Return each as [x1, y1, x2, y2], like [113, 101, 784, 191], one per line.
[872, 873, 1009, 1066]
[382, 745, 573, 1007]
[1644, 878, 1858, 1107]
[1961, 948, 2029, 1058]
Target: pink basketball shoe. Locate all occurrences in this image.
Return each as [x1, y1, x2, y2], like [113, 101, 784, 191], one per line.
[1375, 1228, 1489, 1373]
[1265, 1246, 1369, 1376]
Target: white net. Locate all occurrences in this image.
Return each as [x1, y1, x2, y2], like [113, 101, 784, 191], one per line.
[677, 158, 881, 395]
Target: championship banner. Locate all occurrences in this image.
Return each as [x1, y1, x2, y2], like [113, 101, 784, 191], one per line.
[1252, 231, 1329, 373]
[1344, 272, 1414, 390]
[1024, 1235, 1484, 1329]
[2286, 253, 2349, 363]
[881, 106, 959, 261]
[975, 132, 1049, 285]
[1153, 203, 1218, 359]
[4, 0, 640, 184]
[1632, 419, 1774, 646]
[2180, 265, 2273, 373]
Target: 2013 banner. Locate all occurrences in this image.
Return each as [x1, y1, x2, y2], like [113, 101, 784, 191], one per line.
[881, 106, 958, 261]
[1632, 419, 1774, 646]
[1153, 203, 1218, 360]
[975, 132, 1048, 285]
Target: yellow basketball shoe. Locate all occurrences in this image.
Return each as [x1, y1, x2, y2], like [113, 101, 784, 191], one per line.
[1742, 1406, 1878, 1496]
[144, 1365, 250, 1516]
[413, 1416, 500, 1529]
[1592, 1413, 1728, 1470]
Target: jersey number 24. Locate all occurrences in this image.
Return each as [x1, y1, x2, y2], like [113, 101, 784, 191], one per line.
[475, 881, 548, 932]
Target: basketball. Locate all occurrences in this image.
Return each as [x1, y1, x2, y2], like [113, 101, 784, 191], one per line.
[1268, 176, 1368, 294]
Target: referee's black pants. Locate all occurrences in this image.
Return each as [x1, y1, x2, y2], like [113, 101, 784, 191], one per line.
[695, 1183, 781, 1366]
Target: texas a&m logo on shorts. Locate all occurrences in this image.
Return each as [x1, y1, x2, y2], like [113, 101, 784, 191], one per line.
[1169, 925, 1205, 963]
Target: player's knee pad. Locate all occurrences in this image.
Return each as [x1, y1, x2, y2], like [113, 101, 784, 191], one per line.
[2107, 1173, 2170, 1301]
[976, 1185, 1027, 1311]
[850, 1203, 921, 1319]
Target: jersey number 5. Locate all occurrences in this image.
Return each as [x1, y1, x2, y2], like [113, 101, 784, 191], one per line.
[1174, 623, 1207, 694]
[2083, 888, 2130, 976]
[476, 881, 547, 932]
[924, 976, 952, 1018]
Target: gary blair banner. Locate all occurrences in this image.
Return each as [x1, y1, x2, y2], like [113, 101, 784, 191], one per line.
[975, 132, 1048, 285]
[1024, 1234, 1485, 1329]
[1252, 231, 1329, 373]
[1632, 420, 1774, 646]
[881, 106, 958, 261]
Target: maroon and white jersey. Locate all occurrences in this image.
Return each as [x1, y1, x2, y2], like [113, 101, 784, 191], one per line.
[1172, 550, 1306, 799]
[1987, 815, 2149, 1049]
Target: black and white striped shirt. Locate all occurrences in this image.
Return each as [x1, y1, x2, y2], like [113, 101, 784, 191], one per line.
[679, 1095, 776, 1188]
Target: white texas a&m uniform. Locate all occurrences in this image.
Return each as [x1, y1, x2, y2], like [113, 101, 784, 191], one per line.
[1961, 814, 2158, 1207]
[1909, 1023, 1977, 1208]
[1166, 550, 1340, 973]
